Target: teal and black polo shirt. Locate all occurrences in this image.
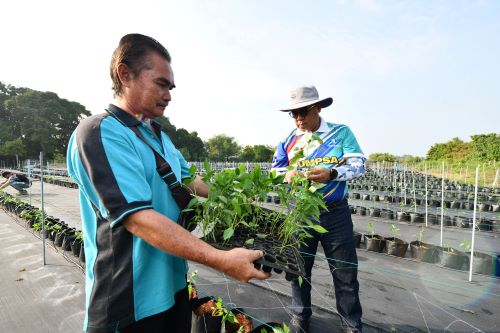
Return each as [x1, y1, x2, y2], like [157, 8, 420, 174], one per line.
[67, 104, 191, 332]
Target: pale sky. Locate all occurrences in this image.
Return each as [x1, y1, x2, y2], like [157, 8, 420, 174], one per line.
[1, 0, 499, 157]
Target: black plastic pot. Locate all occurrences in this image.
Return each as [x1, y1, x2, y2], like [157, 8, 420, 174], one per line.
[478, 219, 492, 231]
[250, 322, 284, 333]
[62, 235, 75, 251]
[468, 252, 496, 276]
[357, 206, 367, 216]
[79, 243, 86, 263]
[409, 212, 423, 223]
[396, 211, 410, 222]
[456, 217, 471, 228]
[191, 297, 223, 333]
[364, 234, 385, 253]
[410, 241, 441, 263]
[384, 237, 409, 258]
[380, 209, 394, 220]
[441, 248, 469, 270]
[368, 208, 381, 217]
[353, 232, 362, 248]
[54, 232, 65, 247]
[71, 240, 81, 257]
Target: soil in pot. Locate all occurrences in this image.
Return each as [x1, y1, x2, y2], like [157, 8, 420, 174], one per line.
[364, 234, 385, 253]
[410, 241, 441, 263]
[384, 237, 409, 258]
[191, 296, 223, 333]
[224, 308, 253, 333]
[441, 247, 469, 270]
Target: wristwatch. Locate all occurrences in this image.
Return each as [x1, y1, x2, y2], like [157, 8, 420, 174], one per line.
[329, 168, 338, 180]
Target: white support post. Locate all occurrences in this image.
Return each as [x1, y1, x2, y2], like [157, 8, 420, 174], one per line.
[440, 161, 445, 247]
[493, 169, 499, 188]
[40, 152, 46, 266]
[468, 166, 480, 282]
[425, 163, 428, 227]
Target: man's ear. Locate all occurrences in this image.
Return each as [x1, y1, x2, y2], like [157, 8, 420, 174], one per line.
[117, 63, 133, 88]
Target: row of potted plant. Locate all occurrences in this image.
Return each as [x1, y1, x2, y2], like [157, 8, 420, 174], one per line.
[0, 192, 85, 264]
[358, 223, 498, 276]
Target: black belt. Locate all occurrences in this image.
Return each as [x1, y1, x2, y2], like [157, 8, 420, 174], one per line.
[321, 197, 348, 212]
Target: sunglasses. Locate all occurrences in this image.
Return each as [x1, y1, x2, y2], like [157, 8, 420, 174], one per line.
[289, 104, 317, 118]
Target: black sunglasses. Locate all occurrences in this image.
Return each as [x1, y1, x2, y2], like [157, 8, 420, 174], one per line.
[289, 104, 317, 118]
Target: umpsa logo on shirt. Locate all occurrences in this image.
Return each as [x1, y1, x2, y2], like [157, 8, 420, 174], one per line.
[297, 156, 345, 168]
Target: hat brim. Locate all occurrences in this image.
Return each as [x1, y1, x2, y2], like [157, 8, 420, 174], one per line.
[279, 97, 333, 112]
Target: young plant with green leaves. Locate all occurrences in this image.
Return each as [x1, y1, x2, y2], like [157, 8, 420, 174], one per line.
[367, 221, 375, 236]
[390, 224, 400, 238]
[417, 228, 426, 243]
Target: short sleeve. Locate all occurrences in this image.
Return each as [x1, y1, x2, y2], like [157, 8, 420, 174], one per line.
[70, 115, 153, 227]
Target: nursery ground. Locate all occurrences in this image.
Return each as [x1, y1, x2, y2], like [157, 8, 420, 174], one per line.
[2, 183, 500, 332]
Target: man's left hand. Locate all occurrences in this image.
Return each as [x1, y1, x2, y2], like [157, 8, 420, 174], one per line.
[306, 168, 331, 183]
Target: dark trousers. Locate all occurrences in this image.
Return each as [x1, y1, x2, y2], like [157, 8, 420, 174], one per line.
[119, 285, 191, 333]
[291, 202, 363, 330]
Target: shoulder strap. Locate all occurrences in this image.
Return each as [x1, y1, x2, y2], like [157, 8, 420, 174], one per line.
[128, 126, 181, 190]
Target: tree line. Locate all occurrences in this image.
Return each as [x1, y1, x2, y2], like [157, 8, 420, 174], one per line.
[369, 134, 500, 163]
[0, 82, 275, 163]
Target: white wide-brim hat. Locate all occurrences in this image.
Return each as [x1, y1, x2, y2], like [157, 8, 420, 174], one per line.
[279, 85, 333, 112]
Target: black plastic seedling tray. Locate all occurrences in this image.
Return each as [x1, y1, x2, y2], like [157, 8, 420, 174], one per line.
[205, 227, 305, 281]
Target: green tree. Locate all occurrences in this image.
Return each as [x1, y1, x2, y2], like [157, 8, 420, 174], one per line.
[252, 145, 274, 162]
[470, 133, 500, 161]
[155, 117, 207, 160]
[239, 145, 255, 161]
[426, 137, 471, 160]
[206, 134, 241, 161]
[368, 152, 396, 162]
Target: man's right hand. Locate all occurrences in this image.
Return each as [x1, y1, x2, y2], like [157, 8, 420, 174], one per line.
[217, 248, 270, 282]
[285, 170, 304, 183]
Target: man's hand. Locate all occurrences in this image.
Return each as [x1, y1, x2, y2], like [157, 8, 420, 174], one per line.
[305, 167, 331, 183]
[217, 248, 270, 282]
[285, 170, 305, 183]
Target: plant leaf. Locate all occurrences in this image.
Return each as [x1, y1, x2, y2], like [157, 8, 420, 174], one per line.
[223, 227, 234, 240]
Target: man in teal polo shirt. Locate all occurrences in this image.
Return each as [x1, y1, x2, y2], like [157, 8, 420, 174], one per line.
[67, 33, 269, 333]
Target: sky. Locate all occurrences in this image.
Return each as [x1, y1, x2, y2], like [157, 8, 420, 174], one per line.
[1, 0, 499, 157]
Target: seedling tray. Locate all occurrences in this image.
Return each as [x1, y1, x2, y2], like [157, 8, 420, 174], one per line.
[204, 227, 305, 280]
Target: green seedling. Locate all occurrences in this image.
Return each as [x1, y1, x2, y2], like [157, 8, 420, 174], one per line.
[460, 239, 471, 252]
[417, 228, 426, 243]
[390, 224, 400, 238]
[367, 221, 375, 236]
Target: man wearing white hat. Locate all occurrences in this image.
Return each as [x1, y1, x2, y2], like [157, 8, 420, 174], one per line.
[272, 85, 365, 333]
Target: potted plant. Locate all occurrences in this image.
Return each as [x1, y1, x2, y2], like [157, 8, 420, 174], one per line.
[384, 224, 409, 258]
[440, 243, 469, 270]
[410, 229, 441, 263]
[71, 231, 83, 257]
[250, 323, 290, 333]
[363, 221, 385, 253]
[396, 201, 409, 222]
[191, 296, 223, 333]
